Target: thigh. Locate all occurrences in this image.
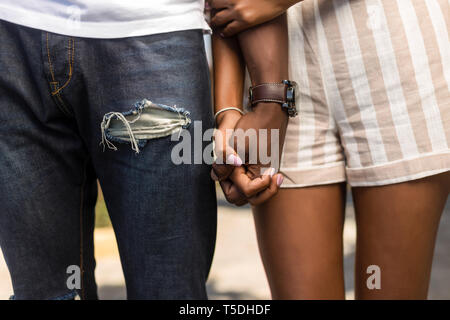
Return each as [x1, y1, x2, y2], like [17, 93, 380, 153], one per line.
[79, 30, 217, 299]
[253, 183, 347, 299]
[0, 21, 97, 300]
[353, 172, 450, 299]
[0, 141, 98, 300]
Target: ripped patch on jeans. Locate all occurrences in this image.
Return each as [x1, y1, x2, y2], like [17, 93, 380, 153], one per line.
[100, 99, 191, 154]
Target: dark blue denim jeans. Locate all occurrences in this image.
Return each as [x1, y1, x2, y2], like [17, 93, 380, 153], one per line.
[0, 20, 217, 300]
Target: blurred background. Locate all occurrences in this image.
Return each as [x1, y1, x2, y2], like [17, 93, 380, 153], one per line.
[1, 184, 450, 300]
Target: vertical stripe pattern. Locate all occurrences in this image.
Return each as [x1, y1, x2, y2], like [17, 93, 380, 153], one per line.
[282, 5, 314, 168]
[281, 0, 449, 187]
[308, 0, 363, 167]
[396, 0, 448, 151]
[301, 0, 333, 166]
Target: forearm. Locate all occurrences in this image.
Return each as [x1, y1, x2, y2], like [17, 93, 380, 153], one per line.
[212, 33, 246, 126]
[237, 13, 289, 85]
[233, 13, 290, 173]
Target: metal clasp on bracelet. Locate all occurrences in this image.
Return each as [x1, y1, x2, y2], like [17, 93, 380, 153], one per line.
[282, 80, 298, 117]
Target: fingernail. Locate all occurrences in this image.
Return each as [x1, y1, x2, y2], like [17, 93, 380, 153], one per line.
[263, 167, 276, 177]
[277, 175, 284, 187]
[220, 32, 225, 38]
[227, 154, 242, 166]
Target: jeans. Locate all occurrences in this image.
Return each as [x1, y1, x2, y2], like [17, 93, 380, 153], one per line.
[0, 20, 217, 300]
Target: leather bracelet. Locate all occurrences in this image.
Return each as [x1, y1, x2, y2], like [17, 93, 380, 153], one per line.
[249, 83, 287, 105]
[248, 80, 298, 117]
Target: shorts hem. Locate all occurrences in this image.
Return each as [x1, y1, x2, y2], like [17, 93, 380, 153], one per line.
[280, 162, 346, 188]
[280, 152, 449, 188]
[347, 151, 450, 187]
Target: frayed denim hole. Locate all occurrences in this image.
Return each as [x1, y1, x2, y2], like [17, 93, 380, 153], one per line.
[100, 99, 191, 154]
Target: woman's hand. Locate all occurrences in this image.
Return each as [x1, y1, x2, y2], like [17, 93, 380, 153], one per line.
[212, 109, 243, 182]
[212, 109, 281, 206]
[213, 110, 250, 207]
[210, 0, 299, 36]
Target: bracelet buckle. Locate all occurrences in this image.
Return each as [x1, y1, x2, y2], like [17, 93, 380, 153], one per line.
[282, 80, 298, 117]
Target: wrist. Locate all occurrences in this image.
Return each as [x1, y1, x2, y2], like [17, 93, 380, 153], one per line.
[252, 102, 289, 121]
[216, 109, 242, 129]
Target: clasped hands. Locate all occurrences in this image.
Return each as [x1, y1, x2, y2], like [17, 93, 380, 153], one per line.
[209, 0, 293, 205]
[211, 103, 288, 206]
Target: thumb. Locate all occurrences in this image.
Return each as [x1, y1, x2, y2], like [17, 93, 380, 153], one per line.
[212, 146, 243, 182]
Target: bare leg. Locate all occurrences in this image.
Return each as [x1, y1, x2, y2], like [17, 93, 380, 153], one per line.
[253, 183, 347, 299]
[353, 172, 450, 299]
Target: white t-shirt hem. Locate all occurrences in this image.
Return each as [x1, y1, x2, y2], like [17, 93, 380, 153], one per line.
[0, 4, 211, 38]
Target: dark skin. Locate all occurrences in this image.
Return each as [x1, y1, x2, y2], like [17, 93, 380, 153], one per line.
[211, 0, 299, 36]
[253, 173, 449, 299]
[212, 0, 450, 299]
[253, 183, 347, 299]
[352, 173, 450, 299]
[212, 13, 289, 205]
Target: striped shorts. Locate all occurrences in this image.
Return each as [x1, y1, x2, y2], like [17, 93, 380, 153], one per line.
[280, 0, 450, 187]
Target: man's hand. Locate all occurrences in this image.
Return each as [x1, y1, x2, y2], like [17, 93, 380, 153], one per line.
[210, 0, 298, 36]
[212, 109, 284, 206]
[232, 102, 288, 179]
[222, 103, 287, 205]
[220, 166, 280, 206]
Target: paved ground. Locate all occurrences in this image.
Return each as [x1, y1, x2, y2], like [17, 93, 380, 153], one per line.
[1, 193, 449, 300]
